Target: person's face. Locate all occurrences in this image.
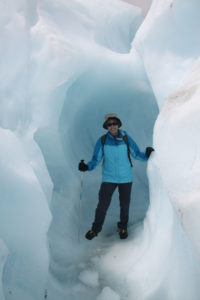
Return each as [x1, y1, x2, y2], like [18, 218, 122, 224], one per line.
[107, 119, 119, 136]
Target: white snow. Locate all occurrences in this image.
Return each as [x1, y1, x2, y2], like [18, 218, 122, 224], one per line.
[1, 0, 200, 300]
[78, 269, 99, 288]
[96, 287, 120, 300]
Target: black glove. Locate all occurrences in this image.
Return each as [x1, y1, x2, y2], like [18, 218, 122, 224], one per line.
[145, 147, 154, 158]
[78, 160, 88, 172]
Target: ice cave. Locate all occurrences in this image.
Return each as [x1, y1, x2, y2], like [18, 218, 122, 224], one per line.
[1, 0, 200, 299]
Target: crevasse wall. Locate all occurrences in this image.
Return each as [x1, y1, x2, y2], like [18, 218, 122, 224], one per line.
[35, 0, 200, 299]
[34, 2, 158, 299]
[133, 0, 200, 108]
[1, 0, 200, 300]
[134, 0, 200, 260]
[0, 0, 52, 299]
[0, 0, 156, 299]
[154, 59, 200, 258]
[130, 0, 200, 298]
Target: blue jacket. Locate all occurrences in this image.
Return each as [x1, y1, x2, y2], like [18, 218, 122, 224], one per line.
[87, 130, 147, 183]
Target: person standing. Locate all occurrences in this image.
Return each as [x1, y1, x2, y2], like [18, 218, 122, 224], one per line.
[78, 113, 154, 240]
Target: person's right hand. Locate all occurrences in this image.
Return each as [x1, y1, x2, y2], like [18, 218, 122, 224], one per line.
[78, 160, 88, 172]
[145, 147, 154, 158]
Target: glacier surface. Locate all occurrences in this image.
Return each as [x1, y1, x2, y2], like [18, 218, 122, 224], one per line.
[0, 0, 200, 299]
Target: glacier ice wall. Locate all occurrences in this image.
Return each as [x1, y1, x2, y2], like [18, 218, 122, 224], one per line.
[0, 128, 52, 300]
[0, 0, 156, 299]
[134, 0, 200, 261]
[1, 0, 200, 300]
[154, 59, 200, 257]
[134, 0, 200, 108]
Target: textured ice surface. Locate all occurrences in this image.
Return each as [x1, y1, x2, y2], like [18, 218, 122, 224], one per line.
[134, 0, 200, 108]
[78, 269, 99, 288]
[97, 287, 120, 300]
[154, 58, 200, 257]
[0, 128, 52, 300]
[1, 0, 200, 300]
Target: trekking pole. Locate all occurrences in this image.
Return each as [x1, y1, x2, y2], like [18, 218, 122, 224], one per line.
[78, 161, 84, 243]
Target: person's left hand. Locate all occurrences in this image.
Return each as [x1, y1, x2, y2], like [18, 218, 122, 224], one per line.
[145, 147, 154, 158]
[78, 160, 88, 171]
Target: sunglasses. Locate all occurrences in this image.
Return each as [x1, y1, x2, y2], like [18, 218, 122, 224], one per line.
[107, 122, 118, 127]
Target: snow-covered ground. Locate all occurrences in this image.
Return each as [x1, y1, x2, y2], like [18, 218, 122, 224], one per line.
[1, 0, 200, 299]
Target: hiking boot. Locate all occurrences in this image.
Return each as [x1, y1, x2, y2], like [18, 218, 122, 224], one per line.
[117, 222, 128, 239]
[119, 228, 128, 239]
[85, 230, 97, 240]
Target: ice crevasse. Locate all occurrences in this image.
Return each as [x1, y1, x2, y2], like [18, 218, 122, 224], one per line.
[0, 0, 200, 300]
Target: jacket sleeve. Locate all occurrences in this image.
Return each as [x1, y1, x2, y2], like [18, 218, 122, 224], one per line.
[127, 134, 148, 162]
[87, 137, 103, 170]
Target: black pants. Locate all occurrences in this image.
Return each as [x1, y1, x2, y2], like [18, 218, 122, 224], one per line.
[92, 182, 132, 233]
